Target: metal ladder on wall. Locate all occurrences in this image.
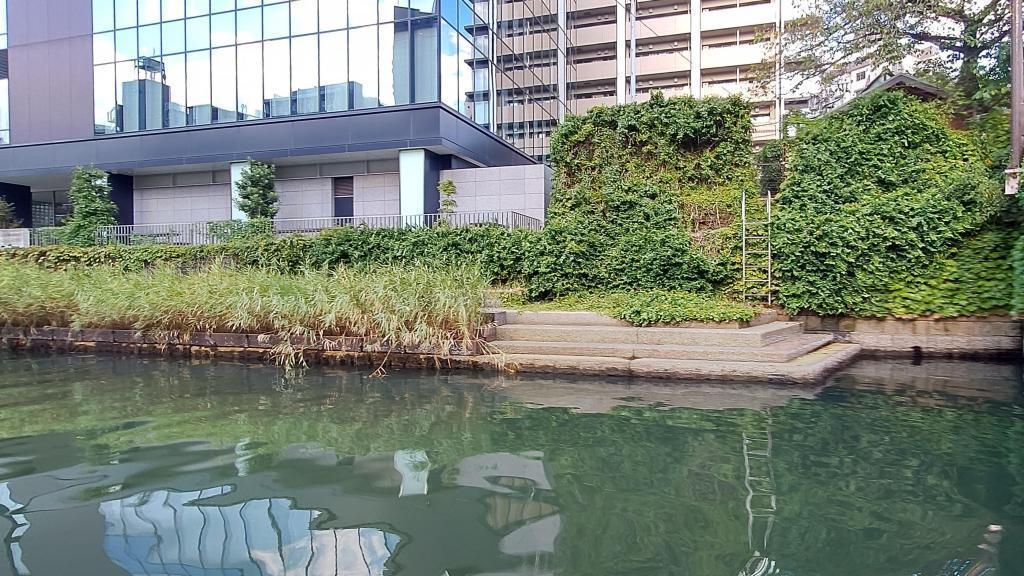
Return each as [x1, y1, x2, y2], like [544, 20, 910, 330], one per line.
[741, 189, 773, 305]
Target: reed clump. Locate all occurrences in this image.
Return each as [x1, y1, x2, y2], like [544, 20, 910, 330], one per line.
[0, 261, 490, 367]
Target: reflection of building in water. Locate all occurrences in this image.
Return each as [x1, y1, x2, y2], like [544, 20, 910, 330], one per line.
[100, 485, 400, 576]
[0, 482, 30, 576]
[1, 436, 562, 576]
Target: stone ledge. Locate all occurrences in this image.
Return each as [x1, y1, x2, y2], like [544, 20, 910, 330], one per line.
[788, 314, 1021, 357]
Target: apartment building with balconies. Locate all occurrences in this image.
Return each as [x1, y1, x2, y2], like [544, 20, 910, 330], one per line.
[494, 0, 789, 155]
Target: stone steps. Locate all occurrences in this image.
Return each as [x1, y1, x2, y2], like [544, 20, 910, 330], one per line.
[479, 344, 862, 384]
[490, 333, 834, 362]
[495, 321, 804, 347]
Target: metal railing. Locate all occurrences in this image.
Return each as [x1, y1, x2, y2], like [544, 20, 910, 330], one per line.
[95, 211, 543, 246]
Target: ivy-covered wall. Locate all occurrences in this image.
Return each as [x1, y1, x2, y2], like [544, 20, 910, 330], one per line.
[530, 93, 756, 297]
[774, 91, 1007, 317]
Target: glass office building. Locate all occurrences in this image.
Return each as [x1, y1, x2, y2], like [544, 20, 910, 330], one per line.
[0, 0, 572, 230]
[91, 0, 567, 159]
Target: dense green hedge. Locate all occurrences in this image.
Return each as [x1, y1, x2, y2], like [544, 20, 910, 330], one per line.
[1, 226, 536, 284]
[774, 91, 1005, 316]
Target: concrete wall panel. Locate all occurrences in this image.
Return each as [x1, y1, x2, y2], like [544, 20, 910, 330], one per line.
[8, 0, 95, 144]
[440, 164, 550, 222]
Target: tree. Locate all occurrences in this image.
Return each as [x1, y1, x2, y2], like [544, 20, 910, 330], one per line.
[776, 0, 1008, 114]
[438, 180, 458, 214]
[235, 160, 279, 219]
[0, 197, 20, 229]
[60, 167, 118, 246]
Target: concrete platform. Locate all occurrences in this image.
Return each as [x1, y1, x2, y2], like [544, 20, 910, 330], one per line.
[478, 343, 862, 384]
[491, 333, 834, 362]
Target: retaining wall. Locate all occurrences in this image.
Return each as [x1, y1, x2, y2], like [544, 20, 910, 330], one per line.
[787, 315, 1021, 358]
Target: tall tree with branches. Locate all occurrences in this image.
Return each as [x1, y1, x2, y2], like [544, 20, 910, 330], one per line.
[776, 0, 1009, 114]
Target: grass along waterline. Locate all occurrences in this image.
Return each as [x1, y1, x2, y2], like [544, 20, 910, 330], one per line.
[0, 262, 491, 368]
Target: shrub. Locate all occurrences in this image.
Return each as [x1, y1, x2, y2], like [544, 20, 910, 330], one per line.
[773, 91, 1003, 315]
[235, 160, 279, 219]
[0, 197, 20, 228]
[60, 167, 119, 247]
[500, 290, 759, 325]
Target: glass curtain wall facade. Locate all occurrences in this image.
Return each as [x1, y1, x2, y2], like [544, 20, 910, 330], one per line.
[0, 0, 9, 145]
[91, 0, 572, 160]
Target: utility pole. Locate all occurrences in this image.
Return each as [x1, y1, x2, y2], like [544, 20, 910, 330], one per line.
[1007, 0, 1023, 194]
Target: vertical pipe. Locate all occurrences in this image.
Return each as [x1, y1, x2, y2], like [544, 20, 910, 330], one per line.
[629, 0, 636, 102]
[616, 0, 627, 103]
[776, 0, 784, 140]
[689, 0, 702, 97]
[1010, 0, 1023, 173]
[557, 0, 568, 119]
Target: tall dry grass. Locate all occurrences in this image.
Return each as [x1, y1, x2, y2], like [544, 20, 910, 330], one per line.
[0, 261, 490, 366]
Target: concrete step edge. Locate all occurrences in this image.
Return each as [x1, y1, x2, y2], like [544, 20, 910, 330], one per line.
[490, 334, 834, 362]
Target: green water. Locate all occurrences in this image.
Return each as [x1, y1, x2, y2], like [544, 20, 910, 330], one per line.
[0, 353, 1022, 576]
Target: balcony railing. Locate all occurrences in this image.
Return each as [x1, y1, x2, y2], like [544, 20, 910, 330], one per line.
[94, 211, 543, 247]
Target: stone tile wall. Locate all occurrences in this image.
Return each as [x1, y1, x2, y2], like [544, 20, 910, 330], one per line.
[275, 178, 333, 220]
[353, 173, 401, 217]
[134, 183, 232, 225]
[439, 164, 551, 222]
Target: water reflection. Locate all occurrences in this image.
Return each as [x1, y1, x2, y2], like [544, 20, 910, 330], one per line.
[0, 353, 1022, 576]
[101, 487, 400, 576]
[0, 432, 560, 576]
